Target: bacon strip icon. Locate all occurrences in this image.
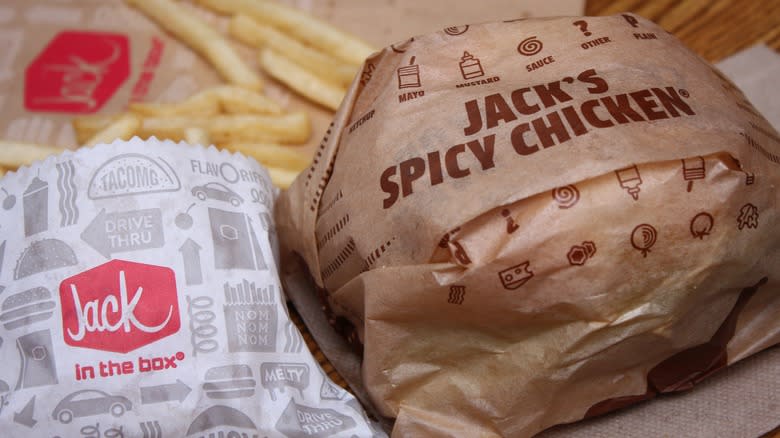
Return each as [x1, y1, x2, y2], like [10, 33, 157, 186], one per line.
[56, 160, 78, 227]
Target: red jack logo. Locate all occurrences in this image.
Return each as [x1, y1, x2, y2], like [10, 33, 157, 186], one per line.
[60, 260, 180, 353]
[25, 31, 130, 113]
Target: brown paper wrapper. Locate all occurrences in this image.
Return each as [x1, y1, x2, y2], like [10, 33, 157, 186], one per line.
[276, 14, 780, 437]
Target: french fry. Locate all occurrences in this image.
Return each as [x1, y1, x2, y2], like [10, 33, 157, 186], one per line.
[72, 114, 118, 145]
[207, 85, 283, 114]
[266, 166, 299, 189]
[130, 86, 282, 116]
[230, 14, 357, 87]
[184, 127, 211, 146]
[129, 92, 220, 117]
[84, 113, 142, 146]
[0, 141, 63, 167]
[138, 112, 310, 144]
[258, 48, 346, 111]
[195, 0, 375, 66]
[125, 0, 263, 91]
[222, 142, 309, 171]
[137, 117, 209, 142]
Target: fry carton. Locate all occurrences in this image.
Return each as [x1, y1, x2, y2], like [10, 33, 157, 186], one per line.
[0, 139, 383, 437]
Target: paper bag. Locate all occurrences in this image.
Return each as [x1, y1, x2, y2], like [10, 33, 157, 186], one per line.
[0, 140, 383, 437]
[276, 14, 780, 437]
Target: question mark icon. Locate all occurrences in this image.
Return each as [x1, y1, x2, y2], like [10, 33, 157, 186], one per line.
[573, 20, 592, 37]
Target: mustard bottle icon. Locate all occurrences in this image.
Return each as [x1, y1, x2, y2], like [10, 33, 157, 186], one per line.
[459, 51, 484, 80]
[615, 165, 642, 200]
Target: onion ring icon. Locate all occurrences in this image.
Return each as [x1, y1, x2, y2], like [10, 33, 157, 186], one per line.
[631, 223, 657, 257]
[444, 25, 469, 36]
[552, 185, 580, 209]
[517, 36, 543, 56]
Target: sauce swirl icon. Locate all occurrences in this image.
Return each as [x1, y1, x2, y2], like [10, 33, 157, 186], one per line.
[517, 36, 543, 56]
[552, 185, 580, 209]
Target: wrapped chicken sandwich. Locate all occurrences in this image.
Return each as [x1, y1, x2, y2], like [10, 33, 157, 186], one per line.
[277, 14, 780, 437]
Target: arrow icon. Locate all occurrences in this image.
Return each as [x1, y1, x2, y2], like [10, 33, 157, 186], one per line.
[81, 208, 164, 258]
[140, 379, 191, 404]
[81, 209, 110, 258]
[13, 396, 37, 428]
[179, 238, 203, 285]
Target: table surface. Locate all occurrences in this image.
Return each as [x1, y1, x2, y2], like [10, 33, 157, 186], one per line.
[294, 0, 780, 435]
[586, 0, 780, 62]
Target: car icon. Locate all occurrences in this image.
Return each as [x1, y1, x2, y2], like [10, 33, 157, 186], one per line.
[191, 182, 244, 206]
[52, 389, 132, 424]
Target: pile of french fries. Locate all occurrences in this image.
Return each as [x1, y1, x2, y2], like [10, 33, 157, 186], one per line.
[0, 0, 376, 188]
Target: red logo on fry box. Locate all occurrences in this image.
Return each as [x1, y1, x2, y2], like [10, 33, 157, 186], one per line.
[59, 260, 180, 353]
[25, 31, 130, 113]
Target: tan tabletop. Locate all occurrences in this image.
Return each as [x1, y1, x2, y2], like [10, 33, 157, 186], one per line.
[586, 0, 780, 62]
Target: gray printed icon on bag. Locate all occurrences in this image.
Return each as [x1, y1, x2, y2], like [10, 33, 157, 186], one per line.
[13, 395, 37, 428]
[175, 203, 196, 230]
[140, 380, 191, 405]
[191, 182, 243, 206]
[139, 420, 162, 438]
[203, 365, 256, 399]
[320, 374, 346, 401]
[1, 187, 16, 210]
[14, 238, 77, 279]
[179, 238, 203, 286]
[81, 208, 165, 258]
[88, 154, 181, 200]
[275, 399, 357, 437]
[0, 286, 56, 330]
[223, 280, 277, 352]
[79, 422, 126, 438]
[260, 363, 310, 401]
[283, 321, 304, 353]
[208, 208, 266, 270]
[52, 389, 132, 424]
[23, 176, 48, 236]
[56, 160, 79, 227]
[186, 295, 219, 355]
[15, 330, 58, 390]
[186, 405, 258, 438]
